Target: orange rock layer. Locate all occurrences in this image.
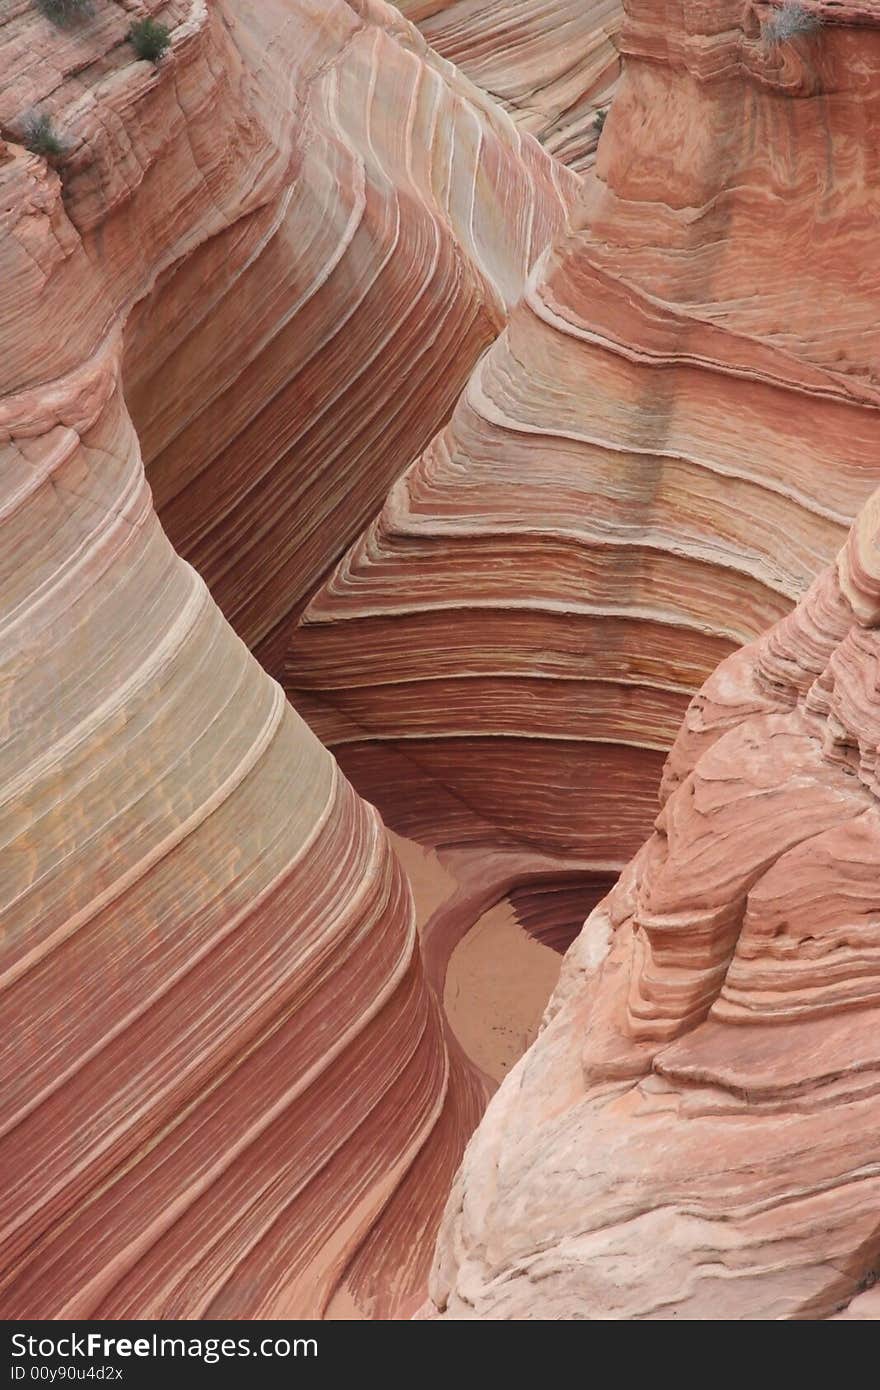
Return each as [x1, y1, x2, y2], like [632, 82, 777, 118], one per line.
[419, 2, 880, 1318]
[0, 0, 587, 1319]
[0, 376, 469, 1316]
[5, 0, 880, 1324]
[429, 480, 880, 1320]
[1, 0, 578, 672]
[125, 0, 579, 674]
[288, 0, 880, 885]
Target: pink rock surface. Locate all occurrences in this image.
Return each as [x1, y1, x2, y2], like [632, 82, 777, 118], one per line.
[1, 0, 578, 674]
[126, 0, 579, 675]
[5, 0, 880, 1324]
[427, 461, 880, 1322]
[416, 0, 880, 1321]
[288, 0, 880, 886]
[0, 379, 462, 1318]
[397, 0, 623, 170]
[0, 0, 544, 1319]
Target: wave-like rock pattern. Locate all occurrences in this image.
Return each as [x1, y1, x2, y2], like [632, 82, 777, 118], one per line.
[0, 375, 461, 1317]
[397, 0, 622, 171]
[1, 0, 577, 676]
[429, 476, 880, 1320]
[288, 0, 880, 878]
[1, 0, 563, 1318]
[123, 0, 579, 673]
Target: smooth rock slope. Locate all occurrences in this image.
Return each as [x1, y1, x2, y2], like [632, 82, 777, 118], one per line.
[0, 376, 460, 1317]
[2, 0, 587, 1318]
[1, 0, 578, 675]
[6, 0, 880, 1324]
[124, 0, 580, 675]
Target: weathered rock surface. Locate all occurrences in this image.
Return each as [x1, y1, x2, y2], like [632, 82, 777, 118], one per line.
[288, 0, 880, 882]
[428, 480, 880, 1319]
[1, 0, 573, 1319]
[1, 0, 578, 674]
[397, 0, 622, 170]
[6, 0, 880, 1324]
[124, 0, 579, 674]
[0, 374, 469, 1317]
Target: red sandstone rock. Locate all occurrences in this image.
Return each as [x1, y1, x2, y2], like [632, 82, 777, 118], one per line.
[5, 0, 880, 1325]
[126, 0, 578, 674]
[1, 0, 567, 1318]
[397, 0, 622, 170]
[288, 0, 880, 884]
[1, 0, 578, 674]
[0, 376, 461, 1317]
[428, 477, 880, 1318]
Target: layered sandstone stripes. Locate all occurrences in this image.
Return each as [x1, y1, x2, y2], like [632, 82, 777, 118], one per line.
[6, 0, 880, 1325]
[0, 369, 471, 1316]
[429, 479, 880, 1320]
[1, 0, 578, 674]
[397, 0, 623, 170]
[0, 0, 591, 1318]
[287, 0, 880, 879]
[122, 0, 580, 673]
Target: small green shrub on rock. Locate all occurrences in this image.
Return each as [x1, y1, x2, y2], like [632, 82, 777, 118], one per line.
[129, 18, 172, 63]
[36, 0, 92, 26]
[763, 3, 822, 46]
[22, 113, 65, 159]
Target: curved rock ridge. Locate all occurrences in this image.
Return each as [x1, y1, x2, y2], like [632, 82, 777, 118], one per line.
[0, 370, 477, 1317]
[396, 0, 622, 171]
[428, 478, 880, 1312]
[0, 0, 578, 675]
[0, 1, 534, 1314]
[287, 0, 880, 876]
[427, 475, 880, 1319]
[3, 379, 490, 1317]
[126, 0, 580, 673]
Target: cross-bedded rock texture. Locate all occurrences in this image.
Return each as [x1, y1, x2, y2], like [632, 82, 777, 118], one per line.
[5, 0, 880, 1324]
[2, 367, 467, 1317]
[428, 482, 880, 1320]
[288, 0, 880, 882]
[0, 0, 577, 1318]
[396, 0, 622, 170]
[1, 0, 577, 667]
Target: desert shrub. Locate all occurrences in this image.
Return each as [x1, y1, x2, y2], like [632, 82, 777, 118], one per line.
[36, 0, 92, 24]
[594, 108, 608, 134]
[22, 113, 65, 159]
[764, 3, 822, 45]
[129, 17, 172, 63]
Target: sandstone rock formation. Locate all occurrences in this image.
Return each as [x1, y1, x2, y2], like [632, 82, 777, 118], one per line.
[281, 0, 880, 1317]
[428, 481, 880, 1320]
[1, 0, 577, 672]
[397, 0, 622, 170]
[0, 371, 467, 1317]
[2, 0, 591, 1319]
[122, 0, 579, 675]
[5, 0, 880, 1325]
[288, 0, 880, 885]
